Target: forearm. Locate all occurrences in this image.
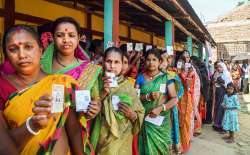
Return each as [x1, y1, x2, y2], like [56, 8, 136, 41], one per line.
[160, 96, 178, 110]
[9, 123, 34, 152]
[0, 113, 19, 155]
[66, 110, 84, 155]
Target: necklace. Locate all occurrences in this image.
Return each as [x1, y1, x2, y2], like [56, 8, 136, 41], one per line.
[15, 73, 38, 87]
[56, 55, 79, 67]
[145, 71, 160, 80]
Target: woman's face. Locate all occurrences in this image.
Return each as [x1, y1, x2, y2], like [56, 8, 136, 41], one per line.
[122, 56, 129, 75]
[167, 56, 173, 66]
[104, 51, 123, 76]
[160, 56, 168, 70]
[54, 22, 79, 56]
[184, 55, 190, 63]
[6, 30, 42, 75]
[217, 65, 223, 73]
[226, 87, 234, 95]
[145, 54, 160, 72]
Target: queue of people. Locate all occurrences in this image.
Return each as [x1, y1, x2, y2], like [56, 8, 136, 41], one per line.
[0, 16, 242, 155]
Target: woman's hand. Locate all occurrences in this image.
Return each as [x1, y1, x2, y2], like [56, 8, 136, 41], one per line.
[148, 106, 163, 118]
[118, 103, 137, 122]
[150, 92, 161, 101]
[31, 95, 52, 132]
[86, 101, 101, 119]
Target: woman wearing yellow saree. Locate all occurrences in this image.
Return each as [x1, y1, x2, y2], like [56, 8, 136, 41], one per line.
[0, 25, 85, 155]
[90, 47, 145, 155]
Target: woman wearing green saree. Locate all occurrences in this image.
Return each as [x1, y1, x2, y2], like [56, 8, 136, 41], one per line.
[40, 17, 102, 120]
[136, 49, 178, 155]
[90, 47, 145, 155]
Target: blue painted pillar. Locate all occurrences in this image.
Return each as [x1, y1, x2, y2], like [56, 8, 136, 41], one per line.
[187, 36, 192, 55]
[165, 20, 173, 49]
[104, 0, 113, 49]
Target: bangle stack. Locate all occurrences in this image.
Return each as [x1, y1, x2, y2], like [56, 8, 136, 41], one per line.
[26, 116, 40, 135]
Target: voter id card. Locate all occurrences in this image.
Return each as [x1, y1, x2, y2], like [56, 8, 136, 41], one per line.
[112, 95, 120, 111]
[51, 84, 64, 113]
[75, 90, 91, 112]
[106, 72, 118, 87]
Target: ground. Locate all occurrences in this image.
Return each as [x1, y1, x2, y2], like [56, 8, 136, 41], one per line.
[184, 94, 250, 155]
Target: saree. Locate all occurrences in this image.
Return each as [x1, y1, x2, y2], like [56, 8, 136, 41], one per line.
[137, 73, 172, 155]
[2, 74, 82, 155]
[90, 76, 144, 155]
[178, 71, 194, 153]
[192, 67, 202, 135]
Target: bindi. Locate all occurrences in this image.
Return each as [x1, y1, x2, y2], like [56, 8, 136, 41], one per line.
[65, 28, 68, 32]
[18, 42, 22, 46]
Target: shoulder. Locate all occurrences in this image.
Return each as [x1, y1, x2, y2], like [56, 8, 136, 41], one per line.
[0, 76, 17, 110]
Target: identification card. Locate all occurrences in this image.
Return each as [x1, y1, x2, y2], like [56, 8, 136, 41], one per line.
[146, 45, 152, 51]
[135, 43, 143, 51]
[112, 95, 120, 111]
[160, 84, 167, 93]
[127, 43, 133, 51]
[106, 72, 118, 87]
[145, 115, 165, 126]
[107, 41, 114, 48]
[166, 46, 174, 55]
[51, 84, 64, 113]
[177, 61, 183, 69]
[75, 90, 91, 112]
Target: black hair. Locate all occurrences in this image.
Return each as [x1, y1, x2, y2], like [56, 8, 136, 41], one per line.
[2, 25, 42, 57]
[52, 16, 80, 35]
[104, 47, 124, 62]
[88, 39, 103, 53]
[227, 82, 236, 95]
[122, 51, 130, 64]
[119, 44, 127, 53]
[145, 48, 161, 60]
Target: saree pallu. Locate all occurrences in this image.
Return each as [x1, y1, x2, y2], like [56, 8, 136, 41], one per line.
[165, 70, 184, 153]
[178, 72, 194, 153]
[192, 68, 202, 135]
[91, 77, 144, 155]
[137, 73, 172, 155]
[3, 75, 80, 155]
